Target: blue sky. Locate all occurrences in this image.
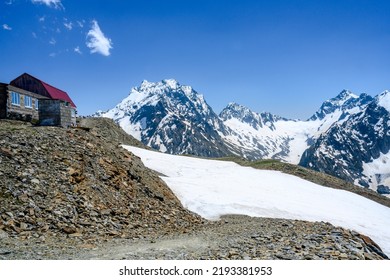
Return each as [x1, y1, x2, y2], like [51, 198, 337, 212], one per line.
[1, 0, 389, 119]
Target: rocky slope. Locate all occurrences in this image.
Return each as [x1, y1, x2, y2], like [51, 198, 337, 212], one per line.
[77, 117, 148, 149]
[0, 119, 204, 245]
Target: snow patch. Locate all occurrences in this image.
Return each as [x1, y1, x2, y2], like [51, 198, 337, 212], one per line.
[118, 117, 141, 141]
[124, 145, 390, 257]
[378, 90, 390, 112]
[362, 151, 390, 193]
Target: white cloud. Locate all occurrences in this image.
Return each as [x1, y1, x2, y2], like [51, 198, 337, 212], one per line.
[32, 32, 37, 38]
[86, 20, 113, 56]
[64, 21, 73, 30]
[74, 46, 82, 54]
[39, 16, 45, 22]
[31, 0, 63, 9]
[2, 24, 12, 31]
[49, 38, 56, 45]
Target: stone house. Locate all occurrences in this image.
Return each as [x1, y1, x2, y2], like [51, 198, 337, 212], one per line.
[0, 73, 77, 127]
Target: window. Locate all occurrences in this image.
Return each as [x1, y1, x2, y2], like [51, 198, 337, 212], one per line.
[11, 92, 20, 106]
[35, 99, 39, 110]
[25, 96, 32, 108]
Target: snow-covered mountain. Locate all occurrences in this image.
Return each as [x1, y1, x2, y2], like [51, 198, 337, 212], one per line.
[95, 79, 389, 195]
[300, 91, 390, 194]
[96, 79, 232, 157]
[219, 102, 306, 162]
[309, 90, 373, 122]
[219, 90, 373, 164]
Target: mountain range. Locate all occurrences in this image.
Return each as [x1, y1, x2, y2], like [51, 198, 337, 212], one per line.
[95, 79, 390, 196]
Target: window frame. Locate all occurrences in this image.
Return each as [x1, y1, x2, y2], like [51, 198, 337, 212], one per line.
[24, 95, 32, 108]
[11, 91, 20, 106]
[35, 99, 39, 110]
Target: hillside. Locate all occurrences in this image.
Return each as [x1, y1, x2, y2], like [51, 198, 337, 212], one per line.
[0, 119, 204, 258]
[77, 117, 148, 149]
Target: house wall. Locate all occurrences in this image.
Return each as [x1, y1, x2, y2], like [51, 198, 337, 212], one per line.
[39, 100, 76, 128]
[59, 102, 75, 128]
[39, 100, 61, 126]
[71, 107, 77, 126]
[2, 85, 41, 122]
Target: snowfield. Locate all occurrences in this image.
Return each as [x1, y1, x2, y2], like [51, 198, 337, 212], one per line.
[123, 145, 390, 256]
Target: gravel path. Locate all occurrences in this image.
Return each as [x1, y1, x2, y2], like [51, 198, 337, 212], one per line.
[3, 215, 386, 260]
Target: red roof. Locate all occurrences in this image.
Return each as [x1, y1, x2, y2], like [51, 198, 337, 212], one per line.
[40, 80, 76, 108]
[10, 73, 76, 108]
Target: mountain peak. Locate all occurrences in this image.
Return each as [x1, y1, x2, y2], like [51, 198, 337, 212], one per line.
[225, 102, 246, 110]
[162, 79, 180, 88]
[220, 102, 252, 119]
[336, 89, 358, 100]
[139, 79, 180, 89]
[220, 102, 282, 131]
[141, 79, 149, 85]
[309, 90, 371, 121]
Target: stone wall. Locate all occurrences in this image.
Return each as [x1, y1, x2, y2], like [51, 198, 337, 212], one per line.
[39, 100, 61, 126]
[39, 100, 76, 128]
[1, 85, 40, 122]
[59, 102, 73, 127]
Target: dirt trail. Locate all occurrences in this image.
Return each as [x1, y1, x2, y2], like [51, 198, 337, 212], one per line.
[62, 215, 388, 260]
